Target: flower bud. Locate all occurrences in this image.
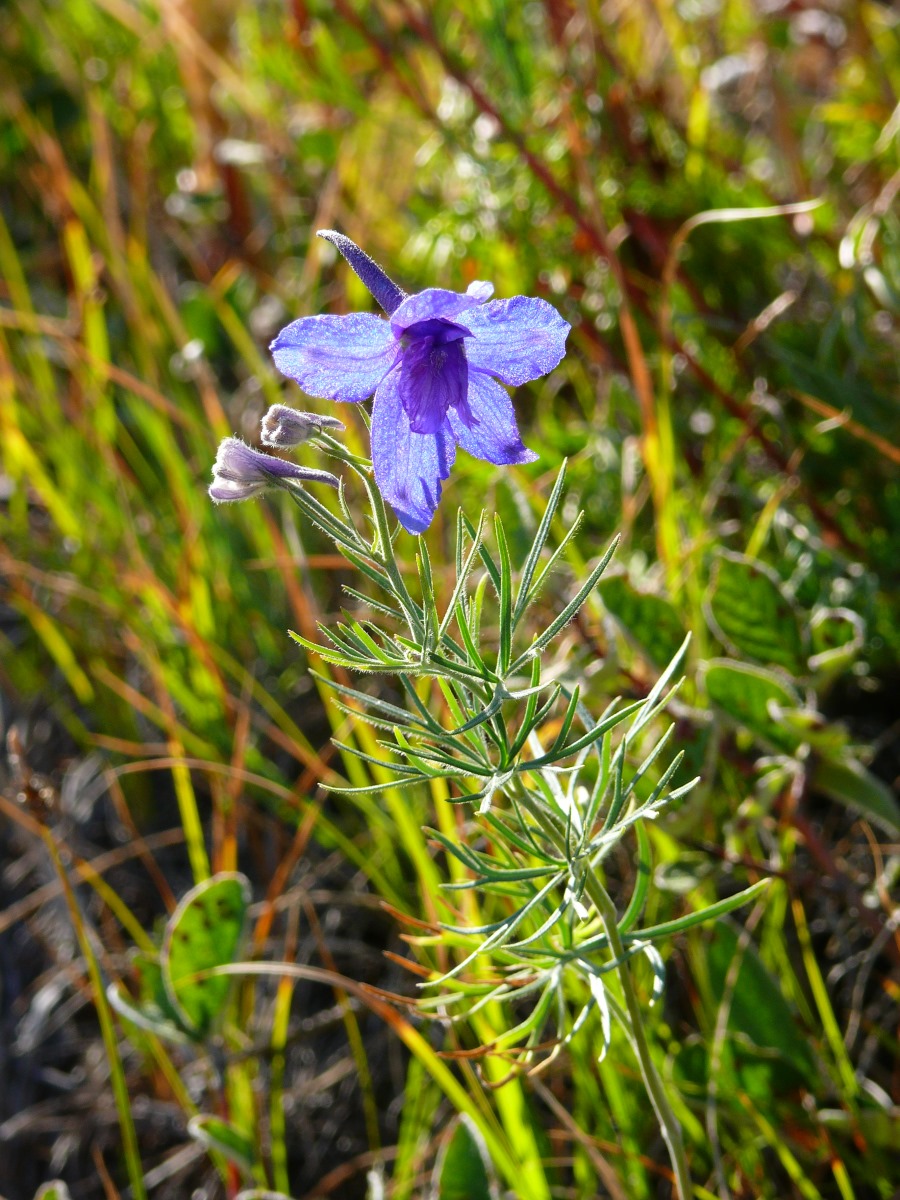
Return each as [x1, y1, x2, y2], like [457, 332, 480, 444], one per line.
[260, 404, 345, 449]
[209, 437, 339, 503]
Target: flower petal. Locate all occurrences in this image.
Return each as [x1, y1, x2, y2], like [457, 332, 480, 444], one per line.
[462, 296, 570, 386]
[372, 368, 456, 534]
[270, 313, 398, 402]
[391, 285, 492, 334]
[209, 477, 267, 503]
[398, 337, 468, 434]
[466, 280, 494, 302]
[212, 437, 281, 483]
[448, 370, 538, 466]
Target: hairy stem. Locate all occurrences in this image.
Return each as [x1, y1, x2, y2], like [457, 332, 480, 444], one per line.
[366, 478, 427, 643]
[585, 873, 691, 1200]
[512, 780, 690, 1199]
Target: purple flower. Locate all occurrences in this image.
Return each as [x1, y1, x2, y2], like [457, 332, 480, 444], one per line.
[261, 404, 345, 449]
[209, 437, 339, 503]
[269, 230, 570, 534]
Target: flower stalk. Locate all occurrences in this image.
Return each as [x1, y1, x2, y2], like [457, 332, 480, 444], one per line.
[586, 874, 691, 1200]
[512, 772, 691, 1195]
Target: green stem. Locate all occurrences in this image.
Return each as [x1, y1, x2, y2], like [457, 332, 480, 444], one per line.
[512, 782, 690, 1199]
[365, 478, 427, 642]
[584, 873, 691, 1200]
[286, 469, 426, 642]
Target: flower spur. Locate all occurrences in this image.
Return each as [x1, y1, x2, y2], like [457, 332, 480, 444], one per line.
[269, 230, 570, 533]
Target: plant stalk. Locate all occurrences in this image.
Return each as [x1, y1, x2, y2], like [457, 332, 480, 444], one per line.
[512, 781, 690, 1199]
[585, 873, 691, 1200]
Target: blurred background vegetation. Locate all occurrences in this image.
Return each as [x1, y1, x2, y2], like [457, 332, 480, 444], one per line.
[0, 0, 898, 1197]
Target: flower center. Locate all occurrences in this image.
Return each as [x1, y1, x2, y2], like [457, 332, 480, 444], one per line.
[397, 320, 471, 435]
[402, 317, 471, 346]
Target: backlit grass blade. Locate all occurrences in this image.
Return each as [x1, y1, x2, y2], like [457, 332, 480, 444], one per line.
[43, 831, 148, 1200]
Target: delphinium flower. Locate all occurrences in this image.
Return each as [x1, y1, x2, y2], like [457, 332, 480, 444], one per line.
[269, 230, 570, 533]
[208, 436, 339, 503]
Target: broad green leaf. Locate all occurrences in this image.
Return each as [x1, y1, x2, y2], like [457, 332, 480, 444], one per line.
[188, 1115, 256, 1174]
[35, 1184, 72, 1200]
[162, 873, 251, 1037]
[810, 754, 900, 834]
[809, 607, 865, 674]
[772, 707, 849, 755]
[432, 1115, 498, 1200]
[600, 575, 686, 669]
[107, 980, 191, 1046]
[108, 951, 193, 1044]
[704, 660, 801, 754]
[707, 922, 818, 1096]
[706, 552, 805, 675]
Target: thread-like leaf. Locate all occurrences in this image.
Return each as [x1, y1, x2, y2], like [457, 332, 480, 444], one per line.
[622, 879, 771, 943]
[494, 514, 513, 674]
[416, 542, 439, 654]
[515, 513, 585, 623]
[509, 536, 619, 673]
[512, 459, 568, 628]
[439, 510, 486, 640]
[518, 698, 643, 770]
[619, 821, 653, 933]
[462, 513, 502, 593]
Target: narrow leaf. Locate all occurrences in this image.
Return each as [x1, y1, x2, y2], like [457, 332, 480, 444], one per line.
[494, 515, 513, 675]
[512, 459, 568, 628]
[623, 879, 771, 943]
[509, 535, 619, 674]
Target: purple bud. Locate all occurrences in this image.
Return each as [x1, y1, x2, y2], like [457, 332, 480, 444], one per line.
[209, 437, 339, 503]
[317, 229, 407, 316]
[260, 404, 345, 449]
